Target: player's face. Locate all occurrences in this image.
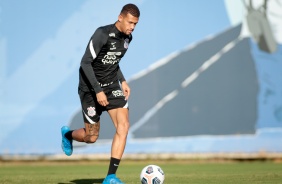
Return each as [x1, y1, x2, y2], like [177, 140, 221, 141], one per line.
[118, 13, 139, 35]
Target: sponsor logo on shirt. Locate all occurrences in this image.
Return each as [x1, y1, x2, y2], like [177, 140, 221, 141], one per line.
[110, 42, 116, 50]
[102, 52, 121, 64]
[99, 81, 113, 87]
[109, 33, 115, 37]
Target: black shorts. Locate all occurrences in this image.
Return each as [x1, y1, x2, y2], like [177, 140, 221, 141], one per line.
[78, 82, 128, 124]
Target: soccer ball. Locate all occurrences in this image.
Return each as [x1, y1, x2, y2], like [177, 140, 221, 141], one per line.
[140, 165, 165, 184]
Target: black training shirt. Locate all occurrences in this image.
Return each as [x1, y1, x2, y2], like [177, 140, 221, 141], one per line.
[79, 23, 132, 93]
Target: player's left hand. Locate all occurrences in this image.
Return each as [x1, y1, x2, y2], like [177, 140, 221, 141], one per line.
[121, 81, 130, 100]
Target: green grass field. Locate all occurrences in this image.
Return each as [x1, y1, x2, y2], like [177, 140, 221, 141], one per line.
[0, 160, 282, 184]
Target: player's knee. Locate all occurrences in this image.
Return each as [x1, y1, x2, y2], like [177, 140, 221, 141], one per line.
[88, 135, 99, 143]
[84, 134, 99, 143]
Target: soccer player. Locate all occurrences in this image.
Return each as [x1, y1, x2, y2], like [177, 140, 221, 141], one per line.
[61, 4, 140, 184]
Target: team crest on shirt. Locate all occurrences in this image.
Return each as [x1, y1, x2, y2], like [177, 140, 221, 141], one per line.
[87, 106, 96, 117]
[124, 38, 129, 49]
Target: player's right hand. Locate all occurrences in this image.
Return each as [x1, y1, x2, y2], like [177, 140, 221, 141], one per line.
[96, 91, 109, 106]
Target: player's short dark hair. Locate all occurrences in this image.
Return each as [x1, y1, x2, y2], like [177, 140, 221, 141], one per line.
[120, 3, 140, 17]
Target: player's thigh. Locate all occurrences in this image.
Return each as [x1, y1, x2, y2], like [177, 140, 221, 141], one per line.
[79, 89, 103, 137]
[79, 89, 102, 125]
[84, 121, 100, 136]
[108, 108, 129, 129]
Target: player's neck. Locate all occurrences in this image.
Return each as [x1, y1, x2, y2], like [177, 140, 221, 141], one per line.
[115, 21, 123, 33]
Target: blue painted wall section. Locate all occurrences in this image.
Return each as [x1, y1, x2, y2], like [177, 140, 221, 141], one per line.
[0, 0, 281, 155]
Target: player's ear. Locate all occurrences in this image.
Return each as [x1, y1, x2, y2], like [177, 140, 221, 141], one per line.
[118, 14, 123, 22]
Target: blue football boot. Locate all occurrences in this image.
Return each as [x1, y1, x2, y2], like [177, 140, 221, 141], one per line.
[61, 126, 73, 156]
[102, 174, 125, 184]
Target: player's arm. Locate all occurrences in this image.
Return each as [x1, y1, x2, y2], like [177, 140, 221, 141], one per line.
[80, 27, 109, 106]
[117, 67, 130, 100]
[117, 35, 132, 100]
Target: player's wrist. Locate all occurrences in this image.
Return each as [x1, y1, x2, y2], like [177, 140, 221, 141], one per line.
[93, 86, 103, 94]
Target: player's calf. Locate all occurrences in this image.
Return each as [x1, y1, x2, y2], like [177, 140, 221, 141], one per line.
[116, 120, 130, 137]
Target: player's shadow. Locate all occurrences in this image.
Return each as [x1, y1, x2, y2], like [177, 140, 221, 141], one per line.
[58, 178, 104, 184]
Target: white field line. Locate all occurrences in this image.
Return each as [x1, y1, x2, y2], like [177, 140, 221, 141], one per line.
[181, 38, 240, 88]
